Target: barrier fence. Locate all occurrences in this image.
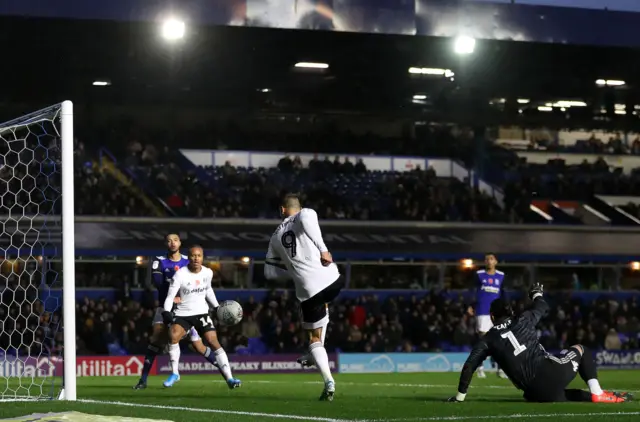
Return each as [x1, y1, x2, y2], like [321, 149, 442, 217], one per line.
[2, 351, 637, 378]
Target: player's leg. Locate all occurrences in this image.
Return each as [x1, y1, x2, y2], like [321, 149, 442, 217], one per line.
[297, 303, 329, 368]
[564, 345, 632, 403]
[134, 309, 169, 389]
[301, 299, 335, 401]
[475, 315, 490, 378]
[201, 324, 241, 389]
[163, 319, 188, 388]
[189, 328, 223, 373]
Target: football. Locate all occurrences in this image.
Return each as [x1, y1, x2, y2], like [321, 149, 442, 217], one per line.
[216, 300, 244, 326]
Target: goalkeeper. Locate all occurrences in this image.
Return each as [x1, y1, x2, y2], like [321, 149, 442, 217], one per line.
[447, 283, 632, 403]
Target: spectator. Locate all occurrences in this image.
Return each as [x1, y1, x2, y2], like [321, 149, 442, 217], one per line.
[605, 328, 622, 350]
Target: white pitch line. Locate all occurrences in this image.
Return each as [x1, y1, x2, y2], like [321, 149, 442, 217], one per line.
[368, 411, 640, 422]
[76, 398, 640, 422]
[78, 399, 351, 422]
[206, 380, 640, 393]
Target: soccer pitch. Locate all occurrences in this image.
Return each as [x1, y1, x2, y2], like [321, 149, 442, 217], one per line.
[1, 372, 639, 421]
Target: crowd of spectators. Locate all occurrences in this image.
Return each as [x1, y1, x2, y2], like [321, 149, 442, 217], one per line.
[2, 261, 639, 357]
[71, 290, 640, 356]
[523, 133, 640, 156]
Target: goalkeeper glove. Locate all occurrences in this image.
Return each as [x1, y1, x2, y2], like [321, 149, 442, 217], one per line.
[161, 311, 174, 325]
[529, 283, 544, 300]
[446, 392, 466, 402]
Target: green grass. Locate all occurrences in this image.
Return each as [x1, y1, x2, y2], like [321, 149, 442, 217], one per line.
[0, 372, 639, 421]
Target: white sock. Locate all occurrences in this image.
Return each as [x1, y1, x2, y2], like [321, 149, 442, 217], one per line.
[168, 343, 180, 375]
[215, 348, 233, 380]
[588, 379, 604, 395]
[320, 306, 329, 345]
[310, 342, 334, 384]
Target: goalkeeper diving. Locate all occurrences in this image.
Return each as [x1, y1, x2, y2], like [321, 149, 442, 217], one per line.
[447, 283, 632, 403]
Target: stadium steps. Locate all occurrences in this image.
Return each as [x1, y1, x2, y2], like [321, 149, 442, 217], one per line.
[588, 196, 640, 225]
[98, 153, 167, 217]
[546, 202, 583, 225]
[100, 148, 177, 216]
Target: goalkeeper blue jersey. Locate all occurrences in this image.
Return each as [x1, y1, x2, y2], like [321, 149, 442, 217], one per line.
[150, 254, 189, 304]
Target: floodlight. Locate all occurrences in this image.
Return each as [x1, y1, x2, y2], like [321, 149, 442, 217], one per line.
[162, 18, 186, 41]
[92, 80, 110, 86]
[631, 261, 640, 271]
[295, 62, 329, 69]
[453, 36, 476, 55]
[461, 259, 474, 269]
[596, 79, 625, 87]
[517, 98, 530, 104]
[538, 106, 553, 112]
[413, 94, 427, 100]
[553, 101, 587, 108]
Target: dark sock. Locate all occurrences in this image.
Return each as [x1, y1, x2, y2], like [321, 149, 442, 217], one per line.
[140, 343, 161, 382]
[203, 347, 217, 365]
[490, 357, 497, 369]
[564, 389, 593, 402]
[203, 347, 224, 376]
[577, 346, 598, 383]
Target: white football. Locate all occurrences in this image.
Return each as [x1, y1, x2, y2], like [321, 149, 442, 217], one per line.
[217, 300, 243, 326]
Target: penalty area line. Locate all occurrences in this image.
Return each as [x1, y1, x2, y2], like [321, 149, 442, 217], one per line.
[78, 399, 351, 422]
[370, 411, 640, 422]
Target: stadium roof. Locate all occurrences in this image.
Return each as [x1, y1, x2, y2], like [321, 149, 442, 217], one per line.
[2, 16, 640, 128]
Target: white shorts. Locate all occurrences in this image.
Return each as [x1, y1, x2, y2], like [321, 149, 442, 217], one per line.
[153, 307, 201, 342]
[476, 315, 494, 333]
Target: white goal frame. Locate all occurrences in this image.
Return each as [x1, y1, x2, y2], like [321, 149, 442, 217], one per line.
[0, 101, 76, 401]
[60, 100, 77, 401]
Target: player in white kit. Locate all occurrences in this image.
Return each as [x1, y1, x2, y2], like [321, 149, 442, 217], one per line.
[161, 245, 241, 389]
[265, 194, 343, 401]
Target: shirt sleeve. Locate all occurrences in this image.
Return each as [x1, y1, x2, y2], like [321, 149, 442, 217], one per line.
[521, 296, 549, 326]
[300, 209, 328, 253]
[149, 258, 164, 287]
[457, 339, 490, 394]
[206, 285, 219, 309]
[163, 272, 182, 312]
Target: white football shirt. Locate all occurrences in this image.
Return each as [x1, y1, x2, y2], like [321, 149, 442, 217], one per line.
[163, 266, 219, 317]
[266, 208, 340, 301]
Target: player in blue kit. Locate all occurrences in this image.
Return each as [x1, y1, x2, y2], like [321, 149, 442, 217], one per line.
[470, 253, 508, 379]
[133, 234, 222, 390]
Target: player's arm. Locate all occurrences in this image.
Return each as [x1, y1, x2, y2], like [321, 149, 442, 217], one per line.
[447, 340, 490, 402]
[149, 258, 164, 287]
[521, 283, 548, 325]
[264, 240, 291, 281]
[162, 272, 182, 323]
[205, 283, 220, 310]
[299, 209, 332, 263]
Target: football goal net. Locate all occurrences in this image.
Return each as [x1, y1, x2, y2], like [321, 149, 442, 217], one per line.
[0, 101, 76, 401]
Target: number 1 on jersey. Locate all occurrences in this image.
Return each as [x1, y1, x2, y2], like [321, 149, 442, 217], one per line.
[501, 330, 527, 356]
[281, 230, 297, 257]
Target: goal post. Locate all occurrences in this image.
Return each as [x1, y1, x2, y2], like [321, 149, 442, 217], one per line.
[0, 101, 76, 401]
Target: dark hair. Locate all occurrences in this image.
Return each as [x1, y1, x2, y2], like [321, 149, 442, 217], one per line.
[166, 233, 180, 240]
[189, 244, 204, 252]
[282, 193, 302, 208]
[485, 253, 497, 260]
[490, 298, 514, 321]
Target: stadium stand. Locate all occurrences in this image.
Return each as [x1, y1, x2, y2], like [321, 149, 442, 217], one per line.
[32, 292, 640, 356]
